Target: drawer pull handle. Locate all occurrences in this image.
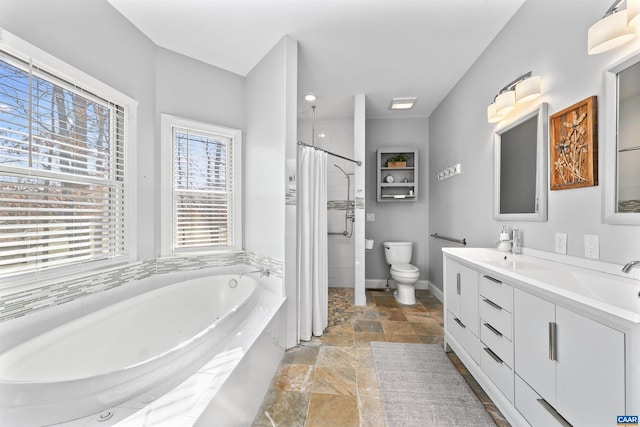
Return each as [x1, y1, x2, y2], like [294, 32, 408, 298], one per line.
[483, 298, 503, 311]
[456, 273, 461, 295]
[483, 347, 503, 365]
[483, 275, 502, 284]
[549, 322, 557, 361]
[454, 317, 466, 328]
[484, 322, 503, 337]
[536, 398, 572, 427]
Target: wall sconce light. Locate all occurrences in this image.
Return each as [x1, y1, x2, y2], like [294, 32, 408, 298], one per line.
[487, 72, 542, 123]
[588, 0, 638, 55]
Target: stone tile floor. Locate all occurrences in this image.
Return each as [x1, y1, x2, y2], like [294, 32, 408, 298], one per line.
[252, 288, 510, 427]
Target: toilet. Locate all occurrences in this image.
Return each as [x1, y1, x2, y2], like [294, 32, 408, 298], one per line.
[383, 241, 420, 305]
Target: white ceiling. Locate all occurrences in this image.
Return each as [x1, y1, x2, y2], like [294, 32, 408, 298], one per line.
[107, 0, 525, 120]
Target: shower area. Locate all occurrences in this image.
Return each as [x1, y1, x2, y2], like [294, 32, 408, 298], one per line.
[297, 113, 357, 288]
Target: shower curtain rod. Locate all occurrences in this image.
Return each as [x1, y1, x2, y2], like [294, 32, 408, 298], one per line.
[297, 141, 362, 166]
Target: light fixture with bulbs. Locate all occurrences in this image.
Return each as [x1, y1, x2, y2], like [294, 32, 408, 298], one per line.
[487, 72, 543, 123]
[390, 97, 417, 110]
[587, 0, 639, 55]
[304, 93, 317, 102]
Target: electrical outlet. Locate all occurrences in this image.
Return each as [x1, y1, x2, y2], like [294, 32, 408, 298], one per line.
[366, 213, 375, 222]
[584, 234, 600, 259]
[555, 232, 567, 254]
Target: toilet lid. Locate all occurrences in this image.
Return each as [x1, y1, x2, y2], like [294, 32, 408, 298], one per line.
[391, 263, 419, 274]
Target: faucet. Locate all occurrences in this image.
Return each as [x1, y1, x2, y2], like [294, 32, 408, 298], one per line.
[622, 260, 640, 273]
[497, 228, 521, 255]
[496, 227, 520, 254]
[240, 268, 270, 278]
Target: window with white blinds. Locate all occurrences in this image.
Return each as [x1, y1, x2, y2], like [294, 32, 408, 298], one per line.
[0, 51, 128, 276]
[161, 115, 242, 254]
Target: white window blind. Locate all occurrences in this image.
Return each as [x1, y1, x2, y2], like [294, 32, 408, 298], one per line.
[0, 52, 127, 276]
[172, 127, 236, 251]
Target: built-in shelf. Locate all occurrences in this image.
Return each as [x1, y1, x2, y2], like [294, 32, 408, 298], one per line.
[376, 148, 418, 202]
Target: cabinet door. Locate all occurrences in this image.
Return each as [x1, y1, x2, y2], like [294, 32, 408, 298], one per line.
[445, 259, 478, 335]
[444, 259, 462, 318]
[459, 265, 479, 337]
[556, 306, 625, 427]
[514, 289, 557, 405]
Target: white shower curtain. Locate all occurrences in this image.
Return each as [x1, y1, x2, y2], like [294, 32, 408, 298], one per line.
[297, 146, 328, 341]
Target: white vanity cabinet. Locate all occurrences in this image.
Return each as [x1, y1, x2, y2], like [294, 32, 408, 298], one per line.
[514, 288, 625, 427]
[442, 248, 637, 427]
[444, 258, 480, 362]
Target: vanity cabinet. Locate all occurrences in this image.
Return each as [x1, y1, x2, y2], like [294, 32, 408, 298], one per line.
[443, 250, 634, 427]
[376, 148, 418, 202]
[514, 288, 625, 427]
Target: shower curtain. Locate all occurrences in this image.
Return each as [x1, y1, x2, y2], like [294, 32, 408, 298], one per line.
[297, 145, 328, 341]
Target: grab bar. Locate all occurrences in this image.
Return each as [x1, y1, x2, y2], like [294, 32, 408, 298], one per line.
[430, 233, 467, 246]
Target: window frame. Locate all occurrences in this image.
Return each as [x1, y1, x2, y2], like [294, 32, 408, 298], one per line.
[0, 29, 138, 289]
[160, 114, 242, 256]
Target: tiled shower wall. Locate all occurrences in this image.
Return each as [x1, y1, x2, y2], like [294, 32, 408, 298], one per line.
[0, 251, 283, 323]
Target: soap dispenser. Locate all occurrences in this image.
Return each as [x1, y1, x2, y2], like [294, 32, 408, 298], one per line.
[497, 226, 512, 252]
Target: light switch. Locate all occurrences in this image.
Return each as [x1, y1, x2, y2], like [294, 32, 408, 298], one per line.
[555, 232, 567, 254]
[366, 213, 375, 222]
[584, 235, 599, 259]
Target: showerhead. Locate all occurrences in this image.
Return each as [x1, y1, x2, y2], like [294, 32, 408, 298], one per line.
[334, 164, 354, 177]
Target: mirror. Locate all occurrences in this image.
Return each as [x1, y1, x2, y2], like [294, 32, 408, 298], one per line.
[494, 103, 548, 221]
[604, 52, 640, 224]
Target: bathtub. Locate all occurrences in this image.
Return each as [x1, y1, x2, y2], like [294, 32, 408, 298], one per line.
[0, 274, 268, 426]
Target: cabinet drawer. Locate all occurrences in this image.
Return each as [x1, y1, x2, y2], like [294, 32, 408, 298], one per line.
[479, 297, 512, 339]
[447, 310, 481, 365]
[480, 274, 513, 311]
[480, 321, 514, 368]
[481, 346, 514, 403]
[515, 374, 569, 427]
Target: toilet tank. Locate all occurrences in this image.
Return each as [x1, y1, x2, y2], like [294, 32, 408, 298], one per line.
[383, 242, 413, 264]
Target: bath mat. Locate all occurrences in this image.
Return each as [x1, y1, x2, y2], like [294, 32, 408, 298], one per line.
[370, 342, 495, 427]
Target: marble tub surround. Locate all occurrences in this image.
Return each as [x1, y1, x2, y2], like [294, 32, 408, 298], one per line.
[252, 288, 509, 427]
[27, 284, 286, 427]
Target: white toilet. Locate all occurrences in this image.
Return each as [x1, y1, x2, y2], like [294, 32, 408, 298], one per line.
[383, 241, 420, 305]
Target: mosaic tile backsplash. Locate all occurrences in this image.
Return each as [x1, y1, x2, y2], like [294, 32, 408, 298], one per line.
[0, 250, 282, 323]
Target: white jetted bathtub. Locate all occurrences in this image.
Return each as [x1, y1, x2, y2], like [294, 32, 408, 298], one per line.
[0, 274, 267, 426]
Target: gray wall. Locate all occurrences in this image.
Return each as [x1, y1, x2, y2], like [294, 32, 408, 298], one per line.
[365, 117, 429, 282]
[428, 0, 640, 291]
[1, 0, 247, 262]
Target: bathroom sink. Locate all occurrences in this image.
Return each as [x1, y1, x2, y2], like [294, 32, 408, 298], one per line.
[451, 248, 544, 270]
[522, 269, 640, 315]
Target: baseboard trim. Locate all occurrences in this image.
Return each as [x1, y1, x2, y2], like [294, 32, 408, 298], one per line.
[427, 281, 443, 302]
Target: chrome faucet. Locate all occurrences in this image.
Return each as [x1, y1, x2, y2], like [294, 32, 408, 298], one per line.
[494, 228, 521, 254]
[503, 228, 521, 255]
[240, 268, 270, 278]
[622, 260, 640, 273]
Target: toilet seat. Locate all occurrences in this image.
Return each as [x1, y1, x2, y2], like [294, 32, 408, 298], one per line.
[390, 263, 420, 278]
